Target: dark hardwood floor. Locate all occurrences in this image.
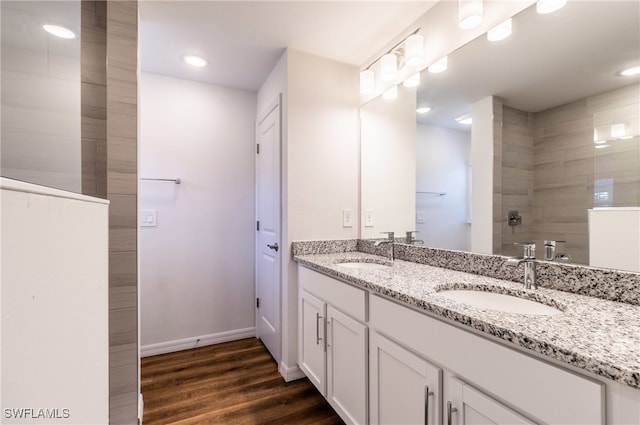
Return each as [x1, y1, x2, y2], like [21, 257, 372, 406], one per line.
[141, 337, 344, 425]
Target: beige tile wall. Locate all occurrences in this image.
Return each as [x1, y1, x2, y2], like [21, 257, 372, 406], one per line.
[499, 104, 535, 258]
[81, 2, 139, 424]
[107, 2, 138, 424]
[495, 83, 639, 265]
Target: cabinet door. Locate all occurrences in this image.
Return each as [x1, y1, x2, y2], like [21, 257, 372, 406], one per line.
[299, 290, 326, 394]
[370, 332, 442, 425]
[447, 377, 535, 425]
[326, 305, 368, 425]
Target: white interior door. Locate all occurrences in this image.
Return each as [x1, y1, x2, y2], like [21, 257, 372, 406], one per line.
[256, 96, 281, 362]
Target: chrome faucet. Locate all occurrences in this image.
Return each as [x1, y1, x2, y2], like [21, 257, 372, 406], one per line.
[506, 242, 537, 289]
[374, 232, 395, 261]
[544, 240, 572, 262]
[405, 231, 424, 245]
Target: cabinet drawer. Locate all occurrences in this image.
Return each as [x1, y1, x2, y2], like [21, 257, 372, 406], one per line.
[371, 295, 604, 424]
[299, 265, 367, 322]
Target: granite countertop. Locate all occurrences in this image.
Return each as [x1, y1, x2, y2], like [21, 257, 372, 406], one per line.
[294, 251, 640, 389]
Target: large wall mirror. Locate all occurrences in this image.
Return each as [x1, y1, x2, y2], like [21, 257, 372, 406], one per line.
[361, 1, 640, 271]
[1, 1, 82, 193]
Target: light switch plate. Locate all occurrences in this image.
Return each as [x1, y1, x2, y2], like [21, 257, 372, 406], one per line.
[140, 210, 157, 227]
[364, 209, 374, 227]
[343, 209, 353, 227]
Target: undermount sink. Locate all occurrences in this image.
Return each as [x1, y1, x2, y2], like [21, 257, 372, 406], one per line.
[336, 262, 391, 270]
[437, 289, 562, 315]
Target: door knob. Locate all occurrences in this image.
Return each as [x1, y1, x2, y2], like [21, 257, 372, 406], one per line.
[267, 243, 279, 252]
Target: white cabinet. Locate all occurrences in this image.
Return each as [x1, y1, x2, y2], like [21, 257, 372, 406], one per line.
[369, 294, 605, 425]
[299, 289, 326, 393]
[327, 305, 368, 425]
[446, 376, 534, 425]
[298, 266, 368, 425]
[370, 332, 442, 425]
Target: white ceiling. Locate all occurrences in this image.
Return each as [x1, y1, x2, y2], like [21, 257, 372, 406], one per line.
[417, 0, 640, 130]
[139, 1, 437, 92]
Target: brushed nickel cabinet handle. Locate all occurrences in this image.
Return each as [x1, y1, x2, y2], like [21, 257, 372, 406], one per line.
[424, 385, 434, 425]
[315, 313, 323, 345]
[447, 401, 458, 425]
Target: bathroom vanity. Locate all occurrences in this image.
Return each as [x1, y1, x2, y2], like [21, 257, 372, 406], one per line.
[294, 241, 640, 425]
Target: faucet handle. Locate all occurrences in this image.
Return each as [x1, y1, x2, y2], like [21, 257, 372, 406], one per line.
[380, 231, 394, 240]
[514, 241, 535, 258]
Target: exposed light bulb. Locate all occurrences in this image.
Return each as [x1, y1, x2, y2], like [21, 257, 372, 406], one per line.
[459, 0, 483, 30]
[428, 56, 448, 73]
[183, 55, 207, 67]
[383, 86, 398, 100]
[403, 73, 420, 88]
[405, 34, 425, 67]
[360, 69, 375, 95]
[381, 53, 398, 83]
[487, 18, 512, 41]
[42, 24, 75, 39]
[536, 0, 567, 14]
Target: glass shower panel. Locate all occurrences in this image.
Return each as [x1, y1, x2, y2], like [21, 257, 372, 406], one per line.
[593, 96, 640, 208]
[1, 1, 82, 193]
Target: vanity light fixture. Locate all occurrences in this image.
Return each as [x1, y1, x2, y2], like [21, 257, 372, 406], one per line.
[42, 24, 75, 39]
[403, 73, 420, 88]
[620, 66, 640, 77]
[416, 106, 431, 114]
[428, 56, 448, 73]
[455, 113, 472, 125]
[536, 0, 567, 15]
[458, 0, 483, 30]
[405, 34, 425, 67]
[383, 86, 398, 100]
[380, 53, 398, 83]
[183, 55, 207, 67]
[594, 144, 610, 149]
[360, 69, 375, 95]
[487, 18, 512, 41]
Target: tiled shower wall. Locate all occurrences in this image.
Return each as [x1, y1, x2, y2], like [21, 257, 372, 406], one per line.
[498, 104, 535, 258]
[81, 2, 139, 424]
[495, 83, 639, 265]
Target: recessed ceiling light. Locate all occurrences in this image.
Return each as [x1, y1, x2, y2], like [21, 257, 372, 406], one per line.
[455, 113, 472, 125]
[416, 106, 431, 114]
[428, 56, 448, 74]
[487, 18, 512, 42]
[42, 24, 75, 39]
[620, 66, 640, 77]
[536, 0, 567, 15]
[183, 55, 207, 67]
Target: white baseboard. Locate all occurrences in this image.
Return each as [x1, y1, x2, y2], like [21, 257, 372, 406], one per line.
[140, 327, 256, 357]
[279, 361, 305, 382]
[138, 393, 143, 425]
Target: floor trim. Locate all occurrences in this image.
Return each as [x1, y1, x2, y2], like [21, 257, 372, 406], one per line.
[141, 327, 256, 357]
[279, 361, 305, 382]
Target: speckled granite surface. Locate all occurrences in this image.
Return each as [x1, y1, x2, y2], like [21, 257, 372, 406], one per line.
[354, 240, 640, 306]
[294, 251, 640, 389]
